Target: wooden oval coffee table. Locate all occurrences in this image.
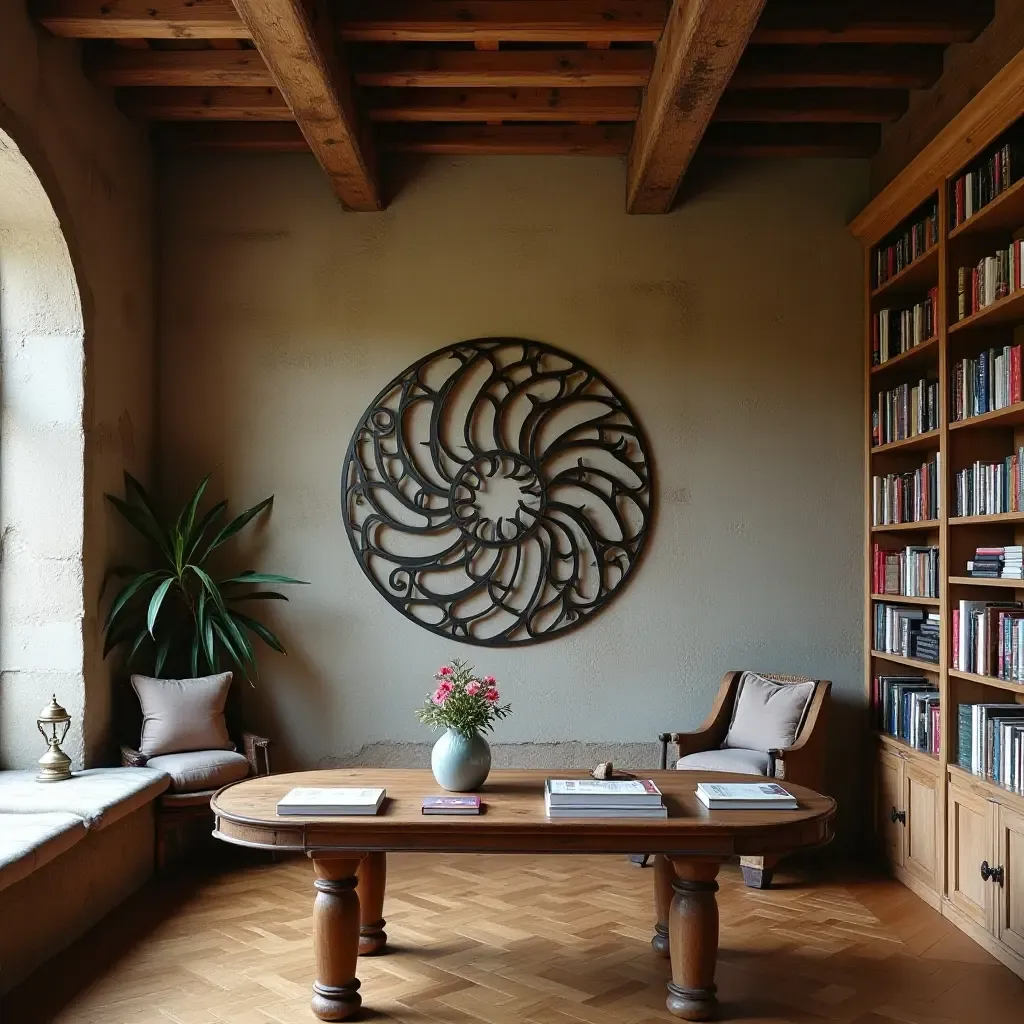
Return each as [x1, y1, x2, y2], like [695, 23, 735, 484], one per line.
[212, 768, 834, 1022]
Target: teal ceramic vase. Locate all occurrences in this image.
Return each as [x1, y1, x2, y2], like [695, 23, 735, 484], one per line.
[431, 728, 491, 792]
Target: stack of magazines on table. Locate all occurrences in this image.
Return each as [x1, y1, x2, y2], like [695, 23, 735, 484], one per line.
[543, 779, 667, 818]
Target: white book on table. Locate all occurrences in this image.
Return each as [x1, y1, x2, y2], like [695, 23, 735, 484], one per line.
[544, 793, 667, 818]
[276, 787, 386, 816]
[695, 782, 797, 810]
[545, 779, 662, 807]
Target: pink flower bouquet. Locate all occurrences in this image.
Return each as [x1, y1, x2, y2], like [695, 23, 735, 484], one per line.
[415, 659, 512, 738]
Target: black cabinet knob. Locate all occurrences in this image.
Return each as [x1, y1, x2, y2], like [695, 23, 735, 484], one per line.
[981, 861, 1004, 885]
[890, 807, 906, 825]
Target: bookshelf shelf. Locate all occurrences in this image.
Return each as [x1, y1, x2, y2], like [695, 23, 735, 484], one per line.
[871, 519, 940, 533]
[949, 668, 1024, 693]
[876, 730, 940, 765]
[948, 399, 1024, 431]
[871, 592, 940, 606]
[870, 246, 938, 301]
[949, 575, 1024, 588]
[870, 428, 941, 454]
[949, 510, 1024, 526]
[948, 287, 1024, 333]
[948, 174, 1024, 240]
[871, 650, 940, 673]
[947, 764, 1024, 815]
[870, 335, 939, 378]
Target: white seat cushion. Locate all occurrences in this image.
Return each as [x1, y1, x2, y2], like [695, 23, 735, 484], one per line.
[674, 748, 770, 775]
[723, 672, 815, 752]
[145, 749, 250, 793]
[0, 811, 86, 893]
[0, 768, 169, 830]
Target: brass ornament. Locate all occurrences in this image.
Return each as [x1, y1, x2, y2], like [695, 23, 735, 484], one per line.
[36, 695, 72, 782]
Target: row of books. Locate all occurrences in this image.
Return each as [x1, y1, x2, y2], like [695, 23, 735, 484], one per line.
[872, 378, 939, 447]
[958, 704, 1024, 794]
[950, 346, 1023, 422]
[874, 200, 937, 288]
[966, 545, 1024, 580]
[952, 600, 1024, 680]
[872, 289, 937, 365]
[956, 243, 1024, 320]
[871, 544, 939, 598]
[950, 138, 1024, 229]
[953, 455, 1024, 517]
[874, 676, 940, 755]
[871, 456, 939, 526]
[874, 603, 940, 663]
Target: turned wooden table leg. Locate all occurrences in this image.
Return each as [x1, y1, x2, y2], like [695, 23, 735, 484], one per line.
[652, 853, 673, 957]
[311, 857, 363, 1021]
[665, 858, 721, 1022]
[357, 851, 388, 955]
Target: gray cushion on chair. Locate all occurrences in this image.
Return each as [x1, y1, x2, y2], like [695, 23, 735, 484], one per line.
[145, 750, 250, 793]
[675, 748, 770, 775]
[723, 672, 814, 752]
[132, 672, 234, 757]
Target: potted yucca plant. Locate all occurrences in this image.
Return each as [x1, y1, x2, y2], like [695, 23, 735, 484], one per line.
[102, 472, 307, 681]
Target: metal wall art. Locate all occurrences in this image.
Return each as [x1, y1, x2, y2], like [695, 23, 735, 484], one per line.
[341, 338, 653, 646]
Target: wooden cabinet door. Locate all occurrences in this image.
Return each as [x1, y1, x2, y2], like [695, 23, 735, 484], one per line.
[877, 750, 904, 867]
[994, 803, 1024, 958]
[947, 780, 993, 929]
[903, 760, 939, 890]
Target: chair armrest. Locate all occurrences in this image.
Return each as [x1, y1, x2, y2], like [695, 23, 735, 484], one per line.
[121, 745, 149, 768]
[242, 732, 272, 776]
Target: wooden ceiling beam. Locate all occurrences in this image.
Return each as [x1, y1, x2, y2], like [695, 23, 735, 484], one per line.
[715, 89, 908, 125]
[118, 86, 291, 120]
[377, 123, 633, 155]
[230, 0, 380, 211]
[363, 87, 641, 123]
[87, 48, 274, 87]
[627, 0, 766, 214]
[155, 121, 307, 150]
[731, 45, 945, 91]
[751, 1, 993, 46]
[351, 47, 655, 88]
[335, 2, 668, 43]
[700, 122, 881, 158]
[34, 0, 247, 38]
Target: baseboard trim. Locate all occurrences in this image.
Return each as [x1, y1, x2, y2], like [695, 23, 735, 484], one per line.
[890, 864, 941, 909]
[941, 899, 1024, 978]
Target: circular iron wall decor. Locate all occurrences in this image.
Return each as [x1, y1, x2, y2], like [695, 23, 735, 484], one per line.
[341, 338, 653, 646]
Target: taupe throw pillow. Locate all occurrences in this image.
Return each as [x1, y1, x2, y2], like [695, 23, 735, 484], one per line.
[723, 672, 815, 753]
[132, 672, 234, 757]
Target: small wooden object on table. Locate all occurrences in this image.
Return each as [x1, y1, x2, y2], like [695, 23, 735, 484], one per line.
[212, 768, 834, 1022]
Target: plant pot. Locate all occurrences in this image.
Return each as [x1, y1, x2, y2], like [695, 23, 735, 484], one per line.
[431, 728, 491, 792]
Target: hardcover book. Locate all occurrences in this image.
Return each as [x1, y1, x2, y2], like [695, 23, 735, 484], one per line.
[422, 796, 481, 815]
[276, 787, 386, 816]
[695, 782, 797, 810]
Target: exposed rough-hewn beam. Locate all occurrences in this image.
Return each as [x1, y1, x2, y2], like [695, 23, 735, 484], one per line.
[731, 45, 945, 91]
[364, 87, 641, 122]
[700, 122, 881, 158]
[119, 86, 291, 120]
[351, 46, 655, 88]
[377, 123, 633, 155]
[87, 48, 274, 87]
[627, 0, 766, 214]
[155, 121, 307, 151]
[750, 1, 993, 46]
[715, 89, 907, 124]
[230, 0, 380, 210]
[34, 0, 247, 38]
[335, 1, 668, 43]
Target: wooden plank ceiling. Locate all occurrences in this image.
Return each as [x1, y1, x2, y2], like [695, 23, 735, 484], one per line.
[36, 0, 995, 212]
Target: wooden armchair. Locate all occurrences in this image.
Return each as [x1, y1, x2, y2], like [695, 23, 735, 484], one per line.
[659, 670, 831, 888]
[122, 731, 271, 867]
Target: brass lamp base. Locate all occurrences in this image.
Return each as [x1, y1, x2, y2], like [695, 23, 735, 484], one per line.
[37, 745, 72, 783]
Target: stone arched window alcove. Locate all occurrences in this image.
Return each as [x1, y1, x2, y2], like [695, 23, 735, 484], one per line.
[0, 126, 86, 769]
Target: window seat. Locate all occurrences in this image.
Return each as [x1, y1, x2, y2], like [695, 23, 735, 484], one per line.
[0, 767, 170, 994]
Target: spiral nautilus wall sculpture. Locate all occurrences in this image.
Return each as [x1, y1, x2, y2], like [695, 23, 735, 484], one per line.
[341, 338, 652, 646]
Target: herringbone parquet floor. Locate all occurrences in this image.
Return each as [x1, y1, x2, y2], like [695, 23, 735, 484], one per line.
[5, 853, 1024, 1024]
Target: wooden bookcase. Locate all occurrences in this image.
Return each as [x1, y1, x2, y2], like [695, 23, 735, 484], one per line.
[852, 50, 1024, 979]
